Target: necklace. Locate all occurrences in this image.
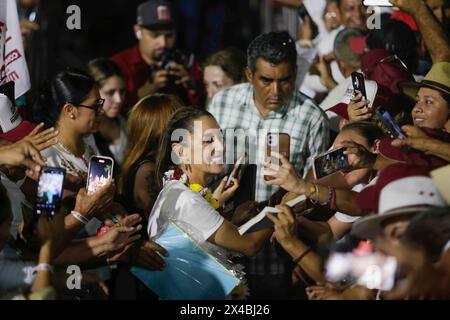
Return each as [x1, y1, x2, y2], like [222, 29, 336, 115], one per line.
[56, 141, 88, 167]
[164, 168, 220, 209]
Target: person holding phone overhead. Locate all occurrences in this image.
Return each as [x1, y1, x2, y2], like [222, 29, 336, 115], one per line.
[29, 69, 103, 193]
[262, 122, 383, 283]
[208, 31, 329, 299]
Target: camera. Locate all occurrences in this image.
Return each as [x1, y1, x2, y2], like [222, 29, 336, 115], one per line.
[159, 49, 186, 84]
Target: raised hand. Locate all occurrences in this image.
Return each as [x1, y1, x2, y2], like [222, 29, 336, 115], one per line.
[213, 176, 240, 207]
[262, 152, 306, 193]
[24, 123, 59, 151]
[347, 92, 372, 122]
[341, 140, 377, 170]
[73, 180, 115, 220]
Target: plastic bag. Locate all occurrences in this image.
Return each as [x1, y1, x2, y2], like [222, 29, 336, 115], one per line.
[131, 220, 246, 300]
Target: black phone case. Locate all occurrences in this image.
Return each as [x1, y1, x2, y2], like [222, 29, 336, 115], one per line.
[351, 72, 367, 100]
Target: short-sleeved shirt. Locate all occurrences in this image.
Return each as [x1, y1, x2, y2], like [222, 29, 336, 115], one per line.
[147, 180, 224, 243]
[208, 82, 330, 203]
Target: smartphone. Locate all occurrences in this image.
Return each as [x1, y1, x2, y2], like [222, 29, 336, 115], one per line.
[225, 153, 246, 188]
[264, 133, 290, 181]
[351, 72, 367, 101]
[313, 147, 350, 180]
[375, 108, 406, 140]
[34, 167, 66, 219]
[363, 0, 393, 6]
[86, 156, 114, 195]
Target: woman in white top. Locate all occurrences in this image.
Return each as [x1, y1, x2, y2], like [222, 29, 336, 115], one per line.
[148, 107, 272, 256]
[88, 58, 128, 168]
[30, 69, 104, 192]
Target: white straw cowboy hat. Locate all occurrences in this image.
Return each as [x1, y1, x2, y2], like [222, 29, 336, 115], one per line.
[351, 163, 447, 240]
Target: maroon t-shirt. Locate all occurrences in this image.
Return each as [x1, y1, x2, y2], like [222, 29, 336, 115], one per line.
[111, 45, 205, 110]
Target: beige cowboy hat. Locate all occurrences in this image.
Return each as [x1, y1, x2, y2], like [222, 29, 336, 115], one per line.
[398, 62, 450, 100]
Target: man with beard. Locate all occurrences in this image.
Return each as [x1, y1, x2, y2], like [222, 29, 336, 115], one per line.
[112, 0, 204, 110]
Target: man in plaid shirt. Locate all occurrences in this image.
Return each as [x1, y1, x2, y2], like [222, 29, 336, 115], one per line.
[208, 31, 330, 299]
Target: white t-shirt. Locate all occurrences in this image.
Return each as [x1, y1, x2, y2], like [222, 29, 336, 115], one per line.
[334, 183, 366, 223]
[147, 180, 225, 243]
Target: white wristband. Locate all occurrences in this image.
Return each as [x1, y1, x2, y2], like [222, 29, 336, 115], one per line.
[34, 263, 54, 274]
[71, 210, 89, 225]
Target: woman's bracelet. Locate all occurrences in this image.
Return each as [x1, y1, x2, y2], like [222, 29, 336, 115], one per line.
[71, 210, 89, 225]
[293, 247, 312, 264]
[33, 263, 54, 274]
[308, 183, 319, 204]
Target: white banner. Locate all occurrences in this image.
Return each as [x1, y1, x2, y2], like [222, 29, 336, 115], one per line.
[0, 0, 31, 98]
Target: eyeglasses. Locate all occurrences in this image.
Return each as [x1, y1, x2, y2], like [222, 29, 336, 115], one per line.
[324, 12, 337, 20]
[76, 98, 105, 114]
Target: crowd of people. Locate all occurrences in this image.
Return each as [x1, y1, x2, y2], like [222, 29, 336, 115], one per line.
[0, 0, 449, 300]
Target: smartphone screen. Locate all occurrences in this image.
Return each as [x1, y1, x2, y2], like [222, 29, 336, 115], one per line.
[34, 167, 65, 218]
[264, 133, 290, 181]
[375, 108, 406, 140]
[86, 156, 114, 195]
[351, 72, 367, 100]
[363, 0, 393, 6]
[313, 147, 350, 180]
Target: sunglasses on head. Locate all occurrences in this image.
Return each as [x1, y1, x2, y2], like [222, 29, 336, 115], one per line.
[363, 55, 408, 75]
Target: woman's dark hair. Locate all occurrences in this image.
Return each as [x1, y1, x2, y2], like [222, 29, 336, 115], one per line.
[0, 183, 12, 226]
[404, 207, 450, 261]
[366, 19, 419, 73]
[156, 107, 215, 189]
[87, 58, 124, 87]
[29, 68, 96, 128]
[203, 48, 247, 84]
[247, 31, 297, 73]
[341, 121, 386, 146]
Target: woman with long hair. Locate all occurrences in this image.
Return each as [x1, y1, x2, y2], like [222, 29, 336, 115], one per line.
[147, 107, 271, 256]
[88, 58, 128, 168]
[119, 94, 182, 219]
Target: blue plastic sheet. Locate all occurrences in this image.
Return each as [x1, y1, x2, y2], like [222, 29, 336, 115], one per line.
[131, 222, 241, 300]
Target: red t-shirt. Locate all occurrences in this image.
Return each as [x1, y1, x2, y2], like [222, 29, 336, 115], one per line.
[111, 45, 205, 110]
